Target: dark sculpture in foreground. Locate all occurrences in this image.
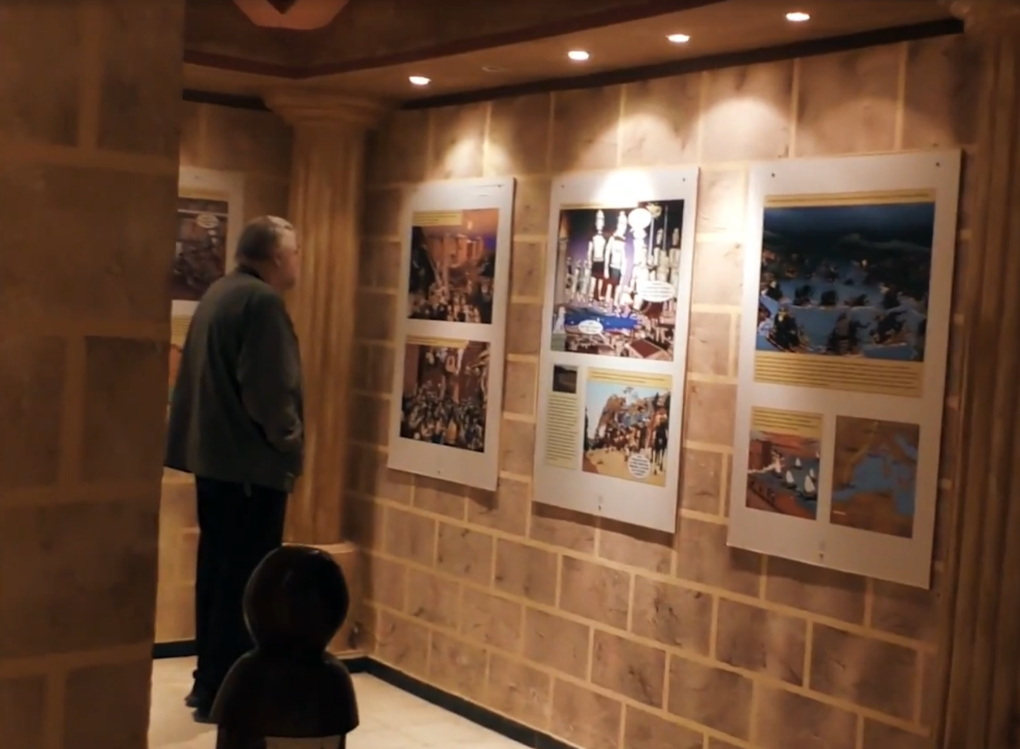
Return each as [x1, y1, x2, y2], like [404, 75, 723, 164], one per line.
[213, 545, 359, 749]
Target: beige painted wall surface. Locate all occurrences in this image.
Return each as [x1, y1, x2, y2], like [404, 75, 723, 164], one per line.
[158, 102, 293, 643]
[351, 35, 978, 749]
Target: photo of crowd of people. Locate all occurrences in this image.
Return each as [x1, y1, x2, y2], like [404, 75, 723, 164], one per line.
[550, 200, 686, 360]
[173, 197, 229, 301]
[407, 209, 498, 324]
[399, 338, 490, 453]
[756, 197, 935, 365]
[583, 372, 672, 486]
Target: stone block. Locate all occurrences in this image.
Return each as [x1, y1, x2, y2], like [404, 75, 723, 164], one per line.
[467, 479, 529, 536]
[64, 660, 152, 749]
[687, 311, 733, 377]
[178, 101, 202, 167]
[499, 418, 536, 476]
[522, 607, 590, 679]
[0, 501, 158, 658]
[366, 109, 430, 186]
[682, 380, 737, 447]
[550, 679, 623, 749]
[350, 393, 388, 447]
[796, 45, 900, 156]
[691, 241, 743, 307]
[372, 461, 413, 504]
[428, 630, 488, 697]
[551, 87, 622, 172]
[631, 576, 712, 655]
[559, 556, 630, 629]
[404, 568, 459, 629]
[754, 686, 856, 749]
[619, 74, 700, 167]
[666, 657, 751, 739]
[382, 506, 435, 566]
[863, 720, 929, 749]
[487, 93, 551, 176]
[355, 290, 395, 341]
[529, 504, 597, 553]
[0, 163, 176, 323]
[346, 496, 385, 552]
[362, 187, 405, 238]
[375, 609, 429, 676]
[503, 359, 537, 416]
[696, 168, 747, 237]
[591, 630, 667, 707]
[459, 588, 522, 652]
[505, 302, 543, 356]
[494, 538, 558, 605]
[903, 34, 981, 149]
[513, 178, 551, 236]
[809, 624, 917, 719]
[413, 475, 467, 519]
[674, 517, 760, 596]
[98, 3, 183, 158]
[765, 557, 866, 623]
[358, 239, 403, 292]
[436, 523, 493, 585]
[715, 598, 806, 684]
[679, 448, 724, 514]
[0, 336, 64, 490]
[510, 241, 545, 300]
[598, 519, 672, 574]
[485, 653, 551, 728]
[701, 61, 794, 163]
[871, 577, 940, 643]
[429, 103, 487, 180]
[364, 555, 406, 611]
[202, 106, 292, 177]
[0, 674, 46, 749]
[623, 706, 703, 749]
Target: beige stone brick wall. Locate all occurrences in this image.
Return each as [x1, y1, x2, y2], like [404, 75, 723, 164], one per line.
[157, 103, 292, 643]
[351, 35, 978, 749]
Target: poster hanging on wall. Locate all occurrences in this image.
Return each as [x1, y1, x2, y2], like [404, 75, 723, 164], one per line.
[727, 151, 961, 589]
[387, 178, 515, 491]
[171, 168, 245, 409]
[533, 168, 699, 533]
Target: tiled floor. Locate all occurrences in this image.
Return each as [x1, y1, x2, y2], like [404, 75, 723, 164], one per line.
[150, 658, 524, 749]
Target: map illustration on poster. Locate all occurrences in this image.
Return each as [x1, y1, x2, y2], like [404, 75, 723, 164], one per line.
[728, 152, 961, 589]
[534, 168, 699, 534]
[388, 179, 515, 491]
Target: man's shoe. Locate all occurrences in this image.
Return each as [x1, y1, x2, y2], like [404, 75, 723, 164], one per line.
[184, 684, 211, 709]
[192, 705, 215, 725]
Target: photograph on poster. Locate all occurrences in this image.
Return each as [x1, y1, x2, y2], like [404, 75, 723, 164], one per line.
[550, 200, 685, 360]
[544, 365, 580, 470]
[831, 416, 919, 539]
[407, 209, 498, 324]
[746, 407, 821, 520]
[583, 368, 672, 487]
[174, 196, 230, 301]
[755, 192, 934, 398]
[399, 336, 490, 453]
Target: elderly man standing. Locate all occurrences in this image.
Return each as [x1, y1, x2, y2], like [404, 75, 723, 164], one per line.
[166, 215, 304, 721]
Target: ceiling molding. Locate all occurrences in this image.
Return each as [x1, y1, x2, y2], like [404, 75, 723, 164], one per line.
[231, 0, 351, 30]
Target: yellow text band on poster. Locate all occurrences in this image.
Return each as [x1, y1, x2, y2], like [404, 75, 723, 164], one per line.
[171, 316, 191, 345]
[412, 211, 463, 226]
[179, 189, 231, 202]
[764, 190, 936, 209]
[754, 352, 922, 398]
[587, 368, 672, 391]
[406, 335, 469, 349]
[750, 407, 822, 438]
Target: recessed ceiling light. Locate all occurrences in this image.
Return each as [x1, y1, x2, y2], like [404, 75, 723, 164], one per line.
[408, 75, 431, 86]
[667, 33, 691, 43]
[568, 50, 590, 61]
[785, 11, 810, 22]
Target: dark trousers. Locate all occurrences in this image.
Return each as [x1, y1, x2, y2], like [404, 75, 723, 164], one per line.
[193, 476, 288, 703]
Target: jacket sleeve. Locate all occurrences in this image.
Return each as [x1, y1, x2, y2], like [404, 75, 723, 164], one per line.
[236, 292, 303, 455]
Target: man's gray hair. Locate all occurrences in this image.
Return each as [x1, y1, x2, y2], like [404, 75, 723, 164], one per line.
[235, 216, 294, 264]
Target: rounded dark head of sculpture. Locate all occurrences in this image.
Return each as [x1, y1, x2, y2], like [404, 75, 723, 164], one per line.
[243, 545, 350, 653]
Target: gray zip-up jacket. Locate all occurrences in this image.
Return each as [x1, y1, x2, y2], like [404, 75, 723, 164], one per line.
[165, 267, 304, 492]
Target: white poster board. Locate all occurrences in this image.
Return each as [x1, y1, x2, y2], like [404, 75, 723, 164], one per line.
[533, 168, 699, 533]
[387, 179, 515, 491]
[727, 151, 961, 589]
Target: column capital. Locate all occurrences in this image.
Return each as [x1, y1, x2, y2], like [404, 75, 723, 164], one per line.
[944, 0, 1020, 33]
[263, 87, 389, 131]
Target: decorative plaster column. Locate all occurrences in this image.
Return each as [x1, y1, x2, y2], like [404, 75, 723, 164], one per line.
[937, 2, 1020, 747]
[264, 89, 386, 651]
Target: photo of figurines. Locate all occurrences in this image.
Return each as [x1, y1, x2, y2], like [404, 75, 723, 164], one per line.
[407, 209, 498, 324]
[756, 194, 935, 394]
[174, 197, 229, 301]
[746, 408, 822, 520]
[831, 416, 919, 538]
[399, 337, 489, 453]
[583, 369, 671, 486]
[551, 200, 685, 360]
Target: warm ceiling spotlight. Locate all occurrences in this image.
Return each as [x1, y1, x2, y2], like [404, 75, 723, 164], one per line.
[568, 50, 590, 61]
[667, 33, 691, 43]
[785, 11, 810, 22]
[408, 75, 431, 86]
